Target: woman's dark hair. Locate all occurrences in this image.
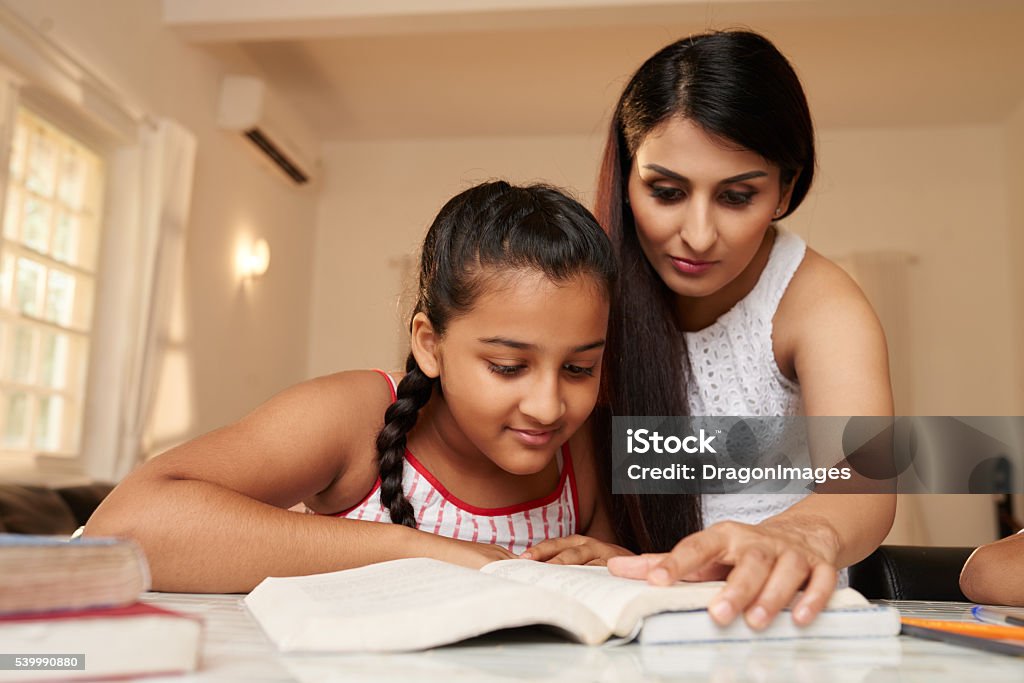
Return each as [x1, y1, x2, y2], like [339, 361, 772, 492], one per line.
[593, 30, 816, 552]
[375, 180, 617, 528]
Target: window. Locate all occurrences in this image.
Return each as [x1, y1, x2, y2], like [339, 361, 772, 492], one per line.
[0, 108, 105, 459]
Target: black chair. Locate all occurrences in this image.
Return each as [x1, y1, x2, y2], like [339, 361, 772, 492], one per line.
[848, 545, 976, 601]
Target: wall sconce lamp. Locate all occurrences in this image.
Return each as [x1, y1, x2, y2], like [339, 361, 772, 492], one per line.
[237, 238, 271, 279]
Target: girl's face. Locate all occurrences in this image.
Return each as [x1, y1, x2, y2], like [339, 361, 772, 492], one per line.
[627, 117, 794, 304]
[416, 269, 608, 476]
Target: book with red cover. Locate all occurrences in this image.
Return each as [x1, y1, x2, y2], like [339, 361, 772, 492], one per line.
[0, 602, 201, 681]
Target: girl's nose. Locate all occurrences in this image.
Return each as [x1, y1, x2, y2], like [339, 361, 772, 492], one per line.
[519, 374, 566, 425]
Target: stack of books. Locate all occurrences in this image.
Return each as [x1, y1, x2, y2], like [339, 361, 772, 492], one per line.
[0, 534, 201, 680]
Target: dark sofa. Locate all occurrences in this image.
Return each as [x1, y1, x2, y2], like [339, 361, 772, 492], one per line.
[0, 483, 114, 535]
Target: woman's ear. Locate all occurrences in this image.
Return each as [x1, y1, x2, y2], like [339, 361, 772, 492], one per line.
[776, 168, 801, 217]
[410, 312, 441, 378]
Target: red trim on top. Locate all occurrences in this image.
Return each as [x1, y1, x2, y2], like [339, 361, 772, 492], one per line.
[371, 369, 398, 402]
[332, 479, 381, 517]
[402, 442, 574, 517]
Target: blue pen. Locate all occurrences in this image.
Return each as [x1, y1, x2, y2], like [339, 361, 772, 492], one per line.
[972, 605, 1024, 627]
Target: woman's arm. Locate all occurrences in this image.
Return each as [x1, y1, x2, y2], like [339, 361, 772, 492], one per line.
[610, 253, 896, 627]
[960, 533, 1024, 606]
[85, 371, 512, 592]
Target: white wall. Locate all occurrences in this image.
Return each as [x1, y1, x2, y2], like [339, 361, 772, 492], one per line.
[308, 133, 603, 377]
[1006, 100, 1024, 417]
[2, 0, 320, 449]
[787, 124, 1018, 416]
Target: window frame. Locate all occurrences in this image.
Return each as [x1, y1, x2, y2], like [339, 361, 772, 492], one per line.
[0, 8, 185, 484]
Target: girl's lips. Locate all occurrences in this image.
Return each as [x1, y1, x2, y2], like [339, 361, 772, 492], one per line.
[670, 256, 716, 275]
[508, 428, 557, 447]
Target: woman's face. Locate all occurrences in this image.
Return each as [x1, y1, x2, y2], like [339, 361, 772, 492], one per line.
[627, 117, 793, 303]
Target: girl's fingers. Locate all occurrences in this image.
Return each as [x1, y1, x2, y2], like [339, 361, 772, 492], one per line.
[791, 561, 838, 625]
[706, 546, 774, 625]
[547, 546, 593, 565]
[521, 536, 585, 561]
[607, 553, 666, 579]
[744, 550, 810, 629]
[527, 537, 631, 566]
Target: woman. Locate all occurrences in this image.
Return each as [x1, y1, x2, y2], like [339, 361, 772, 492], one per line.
[567, 30, 894, 629]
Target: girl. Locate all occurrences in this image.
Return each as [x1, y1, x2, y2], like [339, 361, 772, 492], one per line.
[84, 181, 627, 593]
[530, 31, 896, 628]
[961, 531, 1024, 606]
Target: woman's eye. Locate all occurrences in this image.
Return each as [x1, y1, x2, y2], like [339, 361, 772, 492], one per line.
[650, 185, 684, 202]
[563, 364, 595, 377]
[721, 190, 756, 206]
[488, 363, 524, 376]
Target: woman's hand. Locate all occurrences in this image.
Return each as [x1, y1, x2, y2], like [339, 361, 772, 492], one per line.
[607, 518, 840, 629]
[521, 534, 634, 566]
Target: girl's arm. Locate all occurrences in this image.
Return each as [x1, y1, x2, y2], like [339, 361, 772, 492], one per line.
[84, 371, 512, 593]
[960, 533, 1024, 606]
[610, 253, 896, 627]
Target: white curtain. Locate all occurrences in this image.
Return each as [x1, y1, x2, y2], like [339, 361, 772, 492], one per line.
[85, 120, 195, 481]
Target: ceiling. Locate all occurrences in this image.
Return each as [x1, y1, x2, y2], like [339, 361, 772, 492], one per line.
[167, 0, 1024, 141]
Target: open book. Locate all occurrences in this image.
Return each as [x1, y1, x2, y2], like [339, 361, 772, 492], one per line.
[245, 558, 898, 652]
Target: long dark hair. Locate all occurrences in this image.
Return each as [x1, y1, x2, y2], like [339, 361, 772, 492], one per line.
[375, 181, 617, 528]
[594, 30, 816, 552]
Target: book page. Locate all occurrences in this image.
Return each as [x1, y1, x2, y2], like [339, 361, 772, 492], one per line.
[244, 558, 610, 652]
[481, 561, 719, 635]
[481, 561, 871, 636]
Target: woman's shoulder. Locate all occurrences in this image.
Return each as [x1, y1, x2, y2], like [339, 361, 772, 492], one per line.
[774, 249, 892, 413]
[776, 247, 880, 341]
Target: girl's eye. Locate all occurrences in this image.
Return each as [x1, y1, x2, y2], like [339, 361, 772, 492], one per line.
[563, 364, 595, 378]
[488, 363, 524, 376]
[720, 190, 756, 206]
[650, 185, 684, 202]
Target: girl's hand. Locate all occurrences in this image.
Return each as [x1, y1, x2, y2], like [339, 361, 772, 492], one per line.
[607, 519, 839, 629]
[521, 535, 634, 566]
[432, 536, 518, 569]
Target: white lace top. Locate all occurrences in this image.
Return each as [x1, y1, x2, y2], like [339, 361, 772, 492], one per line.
[684, 228, 808, 529]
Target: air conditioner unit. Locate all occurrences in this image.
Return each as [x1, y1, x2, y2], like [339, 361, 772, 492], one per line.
[217, 75, 318, 185]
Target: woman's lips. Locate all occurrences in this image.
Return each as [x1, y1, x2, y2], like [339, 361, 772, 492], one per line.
[669, 256, 716, 275]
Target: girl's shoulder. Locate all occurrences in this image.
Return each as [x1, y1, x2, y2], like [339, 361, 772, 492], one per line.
[278, 369, 396, 439]
[284, 369, 398, 513]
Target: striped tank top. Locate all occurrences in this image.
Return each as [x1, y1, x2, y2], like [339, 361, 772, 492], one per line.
[332, 370, 580, 554]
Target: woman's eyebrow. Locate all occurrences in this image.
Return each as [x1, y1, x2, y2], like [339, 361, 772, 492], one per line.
[642, 164, 768, 185]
